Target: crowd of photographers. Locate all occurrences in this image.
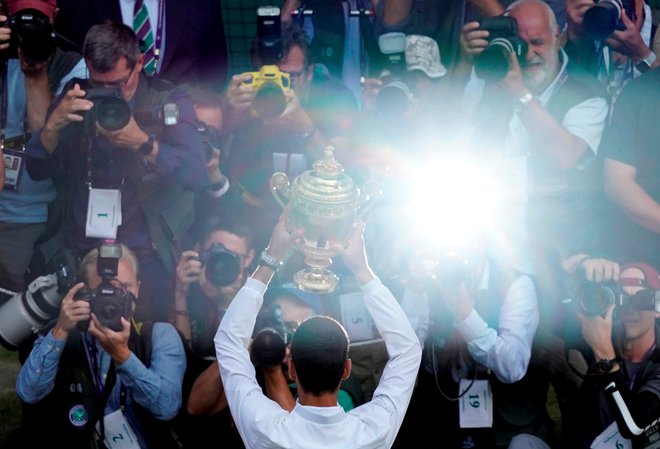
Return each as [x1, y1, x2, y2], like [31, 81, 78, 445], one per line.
[1, 0, 660, 447]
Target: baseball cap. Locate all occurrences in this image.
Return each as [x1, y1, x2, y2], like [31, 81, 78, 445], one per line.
[619, 263, 660, 290]
[405, 35, 447, 78]
[6, 0, 58, 21]
[265, 283, 323, 315]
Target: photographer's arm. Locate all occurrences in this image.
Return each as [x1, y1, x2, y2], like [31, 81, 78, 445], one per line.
[188, 360, 228, 415]
[16, 283, 89, 403]
[38, 83, 93, 154]
[604, 159, 660, 234]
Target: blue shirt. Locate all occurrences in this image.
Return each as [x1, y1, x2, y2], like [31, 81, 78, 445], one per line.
[16, 322, 186, 449]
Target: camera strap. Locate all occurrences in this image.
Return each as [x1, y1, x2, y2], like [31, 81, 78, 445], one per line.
[1, 57, 7, 144]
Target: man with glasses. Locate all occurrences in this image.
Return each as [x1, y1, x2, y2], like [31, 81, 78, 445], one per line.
[25, 22, 206, 322]
[223, 24, 358, 249]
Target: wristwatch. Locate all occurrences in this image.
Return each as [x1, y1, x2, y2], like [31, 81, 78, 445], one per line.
[259, 249, 284, 272]
[635, 51, 657, 74]
[513, 92, 534, 113]
[138, 134, 156, 156]
[588, 358, 618, 375]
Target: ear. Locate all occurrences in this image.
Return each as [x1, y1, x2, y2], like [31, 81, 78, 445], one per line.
[135, 54, 145, 73]
[304, 63, 315, 82]
[288, 358, 298, 382]
[341, 358, 352, 381]
[244, 248, 256, 269]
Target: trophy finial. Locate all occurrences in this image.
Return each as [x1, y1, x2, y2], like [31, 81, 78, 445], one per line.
[314, 146, 343, 177]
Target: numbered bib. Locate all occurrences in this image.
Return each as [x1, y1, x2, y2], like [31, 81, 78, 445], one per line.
[97, 409, 140, 449]
[459, 379, 493, 429]
[85, 188, 122, 239]
[590, 421, 631, 449]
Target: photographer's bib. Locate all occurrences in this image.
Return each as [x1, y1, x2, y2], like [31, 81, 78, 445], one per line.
[459, 379, 493, 428]
[86, 188, 122, 239]
[591, 421, 632, 449]
[97, 409, 140, 449]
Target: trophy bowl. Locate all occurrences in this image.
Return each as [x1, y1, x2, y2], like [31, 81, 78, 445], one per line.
[270, 146, 378, 293]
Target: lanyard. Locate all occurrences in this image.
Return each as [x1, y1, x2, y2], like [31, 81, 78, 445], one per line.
[153, 0, 165, 68]
[1, 58, 7, 143]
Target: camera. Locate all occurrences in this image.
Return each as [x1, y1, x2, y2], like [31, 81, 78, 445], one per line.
[571, 281, 660, 316]
[431, 252, 470, 289]
[82, 85, 132, 131]
[583, 0, 635, 41]
[75, 242, 135, 332]
[251, 303, 292, 368]
[474, 16, 529, 82]
[243, 65, 291, 120]
[133, 103, 180, 127]
[375, 32, 413, 120]
[0, 7, 56, 63]
[0, 250, 78, 350]
[197, 242, 242, 288]
[196, 122, 222, 161]
[240, 6, 292, 120]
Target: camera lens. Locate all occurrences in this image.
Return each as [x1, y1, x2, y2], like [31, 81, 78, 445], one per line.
[375, 80, 411, 121]
[253, 82, 287, 120]
[578, 282, 616, 315]
[583, 0, 621, 40]
[205, 251, 242, 288]
[96, 97, 132, 131]
[433, 253, 469, 288]
[475, 38, 514, 82]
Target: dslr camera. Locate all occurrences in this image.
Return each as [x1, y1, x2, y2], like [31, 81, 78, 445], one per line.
[241, 6, 292, 120]
[583, 0, 636, 40]
[571, 280, 660, 316]
[75, 242, 135, 332]
[196, 243, 243, 288]
[0, 6, 56, 63]
[81, 85, 132, 132]
[374, 32, 413, 121]
[474, 16, 529, 82]
[251, 303, 292, 368]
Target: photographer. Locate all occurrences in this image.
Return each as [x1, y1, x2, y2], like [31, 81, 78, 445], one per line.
[395, 233, 551, 449]
[224, 22, 357, 246]
[458, 0, 608, 268]
[0, 0, 85, 293]
[214, 215, 421, 449]
[561, 0, 658, 98]
[572, 263, 660, 448]
[15, 243, 186, 449]
[24, 22, 206, 322]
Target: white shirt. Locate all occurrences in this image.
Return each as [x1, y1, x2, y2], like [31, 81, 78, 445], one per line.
[215, 277, 422, 449]
[401, 260, 539, 384]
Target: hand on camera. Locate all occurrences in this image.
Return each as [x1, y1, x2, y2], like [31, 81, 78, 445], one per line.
[581, 258, 620, 283]
[96, 116, 149, 151]
[88, 314, 131, 364]
[53, 282, 90, 339]
[502, 51, 530, 98]
[46, 84, 93, 131]
[176, 250, 203, 295]
[205, 147, 224, 182]
[0, 16, 9, 51]
[606, 9, 649, 61]
[577, 304, 616, 360]
[460, 21, 490, 61]
[227, 73, 256, 113]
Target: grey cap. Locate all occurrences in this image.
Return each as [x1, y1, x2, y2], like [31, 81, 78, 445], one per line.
[405, 35, 447, 78]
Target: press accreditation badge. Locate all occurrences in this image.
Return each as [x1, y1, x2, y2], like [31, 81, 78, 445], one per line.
[459, 379, 493, 429]
[590, 421, 631, 449]
[96, 409, 140, 449]
[86, 188, 122, 239]
[3, 148, 26, 191]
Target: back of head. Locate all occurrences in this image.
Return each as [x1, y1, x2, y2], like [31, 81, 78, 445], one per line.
[83, 21, 139, 72]
[290, 316, 349, 395]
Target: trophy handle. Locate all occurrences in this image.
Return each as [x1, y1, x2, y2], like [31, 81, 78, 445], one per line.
[270, 172, 291, 209]
[356, 180, 382, 220]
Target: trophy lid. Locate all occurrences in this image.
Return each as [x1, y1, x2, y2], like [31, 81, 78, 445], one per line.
[293, 146, 358, 204]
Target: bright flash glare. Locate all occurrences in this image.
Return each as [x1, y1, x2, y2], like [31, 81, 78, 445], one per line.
[405, 159, 497, 247]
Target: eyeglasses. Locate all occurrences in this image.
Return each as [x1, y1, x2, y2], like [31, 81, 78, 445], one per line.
[88, 64, 136, 88]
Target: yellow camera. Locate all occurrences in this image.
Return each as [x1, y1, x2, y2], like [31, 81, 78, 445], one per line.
[242, 65, 291, 119]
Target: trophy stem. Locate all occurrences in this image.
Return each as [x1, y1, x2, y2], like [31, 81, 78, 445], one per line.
[293, 267, 339, 294]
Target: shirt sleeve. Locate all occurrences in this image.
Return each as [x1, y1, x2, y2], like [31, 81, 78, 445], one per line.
[116, 323, 186, 420]
[15, 331, 67, 403]
[358, 278, 423, 447]
[454, 274, 539, 383]
[562, 97, 609, 157]
[214, 278, 289, 447]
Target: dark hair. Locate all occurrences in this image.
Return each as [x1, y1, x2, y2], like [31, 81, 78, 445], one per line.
[281, 23, 314, 68]
[187, 85, 224, 110]
[196, 214, 254, 250]
[290, 316, 349, 395]
[83, 21, 140, 73]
